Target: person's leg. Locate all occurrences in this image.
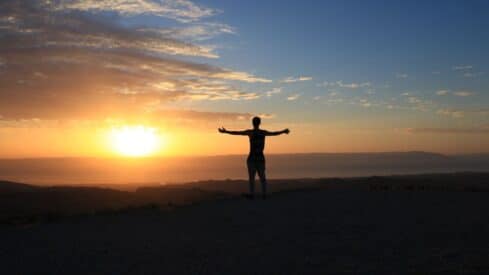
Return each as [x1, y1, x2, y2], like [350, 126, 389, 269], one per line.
[247, 161, 256, 197]
[257, 161, 267, 198]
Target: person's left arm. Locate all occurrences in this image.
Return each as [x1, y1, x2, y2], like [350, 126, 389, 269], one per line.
[263, 128, 290, 136]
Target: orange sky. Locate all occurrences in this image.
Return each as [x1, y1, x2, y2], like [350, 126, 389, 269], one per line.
[1, 119, 488, 158]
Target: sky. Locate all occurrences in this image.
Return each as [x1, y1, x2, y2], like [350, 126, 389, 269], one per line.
[0, 0, 488, 158]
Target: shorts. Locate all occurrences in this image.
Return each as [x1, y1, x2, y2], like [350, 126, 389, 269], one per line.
[247, 157, 266, 177]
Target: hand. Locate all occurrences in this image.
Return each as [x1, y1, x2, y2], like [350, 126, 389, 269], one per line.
[218, 127, 227, 133]
[284, 128, 290, 134]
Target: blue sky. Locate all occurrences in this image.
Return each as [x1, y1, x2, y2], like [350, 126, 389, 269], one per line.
[213, 0, 489, 73]
[170, 0, 489, 128]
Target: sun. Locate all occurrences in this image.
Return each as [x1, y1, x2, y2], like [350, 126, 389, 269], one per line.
[110, 125, 159, 157]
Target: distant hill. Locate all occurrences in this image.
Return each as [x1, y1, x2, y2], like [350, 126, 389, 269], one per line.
[1, 173, 489, 226]
[0, 180, 40, 193]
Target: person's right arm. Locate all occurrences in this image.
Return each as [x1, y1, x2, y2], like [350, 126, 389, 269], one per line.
[218, 127, 250, 136]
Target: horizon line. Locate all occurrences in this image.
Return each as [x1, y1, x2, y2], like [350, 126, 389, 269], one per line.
[2, 151, 489, 160]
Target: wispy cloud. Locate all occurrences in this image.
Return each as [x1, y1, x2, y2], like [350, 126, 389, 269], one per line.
[406, 127, 489, 134]
[326, 98, 344, 104]
[337, 81, 370, 89]
[258, 113, 276, 119]
[452, 65, 473, 71]
[139, 22, 236, 41]
[361, 99, 372, 108]
[281, 76, 313, 83]
[437, 109, 465, 118]
[408, 97, 421, 104]
[0, 1, 270, 121]
[436, 108, 489, 119]
[451, 65, 484, 78]
[453, 91, 473, 97]
[396, 73, 408, 79]
[0, 1, 223, 58]
[365, 89, 375, 95]
[152, 109, 255, 122]
[463, 72, 484, 78]
[319, 81, 370, 89]
[213, 70, 271, 83]
[287, 94, 301, 101]
[52, 0, 217, 23]
[405, 96, 434, 112]
[435, 90, 474, 97]
[265, 87, 282, 97]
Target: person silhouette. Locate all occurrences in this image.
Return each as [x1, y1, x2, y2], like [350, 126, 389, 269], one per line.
[218, 116, 290, 199]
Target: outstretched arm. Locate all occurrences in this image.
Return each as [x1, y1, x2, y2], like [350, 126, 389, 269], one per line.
[264, 128, 290, 136]
[218, 127, 250, 136]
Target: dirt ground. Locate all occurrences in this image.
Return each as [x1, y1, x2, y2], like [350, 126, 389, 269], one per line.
[2, 188, 489, 274]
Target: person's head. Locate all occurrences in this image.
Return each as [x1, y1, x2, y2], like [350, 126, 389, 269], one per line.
[252, 116, 261, 129]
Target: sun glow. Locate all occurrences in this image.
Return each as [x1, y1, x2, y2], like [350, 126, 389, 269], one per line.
[110, 126, 159, 157]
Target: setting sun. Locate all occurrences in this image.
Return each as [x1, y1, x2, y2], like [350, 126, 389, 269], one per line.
[110, 126, 159, 157]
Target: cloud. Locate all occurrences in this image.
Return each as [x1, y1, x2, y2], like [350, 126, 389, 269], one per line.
[0, 109, 261, 128]
[437, 109, 465, 118]
[0, 1, 221, 58]
[213, 70, 271, 83]
[157, 110, 275, 122]
[396, 73, 408, 79]
[281, 76, 313, 83]
[405, 96, 434, 112]
[265, 87, 282, 97]
[320, 81, 371, 89]
[326, 98, 343, 104]
[453, 91, 473, 97]
[258, 113, 276, 119]
[407, 97, 421, 104]
[435, 90, 474, 97]
[337, 81, 371, 89]
[51, 0, 217, 23]
[435, 108, 489, 119]
[406, 127, 489, 134]
[452, 65, 473, 71]
[151, 109, 254, 121]
[0, 0, 270, 121]
[287, 94, 301, 101]
[33, 72, 48, 79]
[139, 22, 236, 41]
[463, 72, 484, 78]
[451, 65, 484, 78]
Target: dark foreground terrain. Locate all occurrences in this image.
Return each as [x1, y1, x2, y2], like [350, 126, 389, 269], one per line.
[1, 173, 489, 274]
